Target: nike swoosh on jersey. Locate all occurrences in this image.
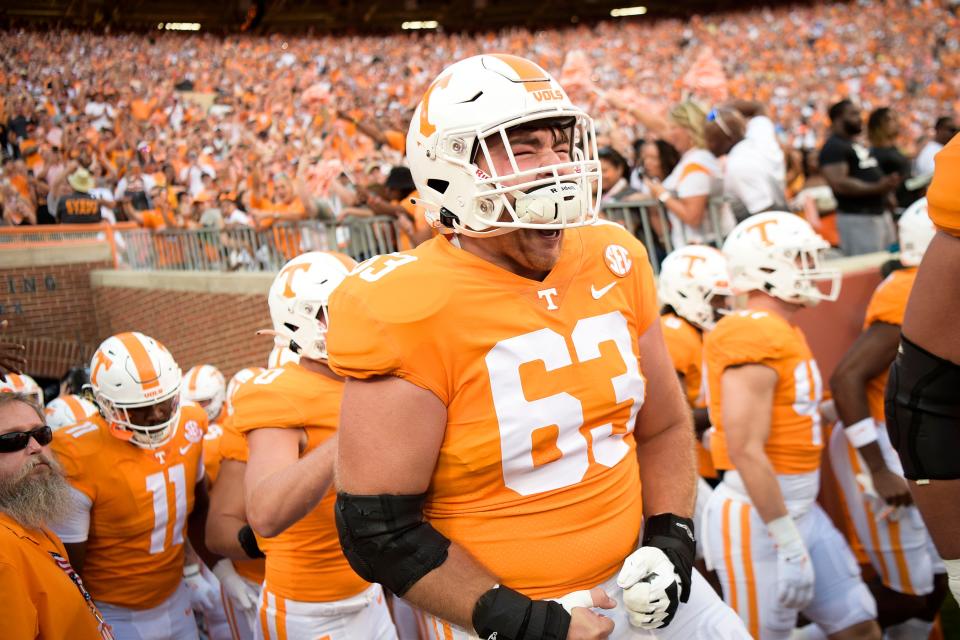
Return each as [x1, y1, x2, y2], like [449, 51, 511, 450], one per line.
[179, 443, 193, 456]
[591, 282, 617, 299]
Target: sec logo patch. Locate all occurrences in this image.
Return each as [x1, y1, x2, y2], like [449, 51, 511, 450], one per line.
[184, 420, 203, 444]
[604, 244, 632, 277]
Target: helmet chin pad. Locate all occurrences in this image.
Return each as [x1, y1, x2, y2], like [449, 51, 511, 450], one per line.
[513, 183, 586, 225]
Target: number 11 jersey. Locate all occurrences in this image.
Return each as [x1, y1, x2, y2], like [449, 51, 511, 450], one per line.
[327, 223, 659, 598]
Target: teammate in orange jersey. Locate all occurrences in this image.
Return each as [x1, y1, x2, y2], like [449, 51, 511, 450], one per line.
[0, 391, 114, 640]
[206, 366, 267, 640]
[233, 252, 397, 640]
[328, 54, 748, 640]
[885, 133, 960, 607]
[51, 331, 221, 640]
[701, 212, 880, 640]
[829, 199, 947, 637]
[0, 371, 44, 407]
[657, 245, 731, 558]
[182, 364, 227, 426]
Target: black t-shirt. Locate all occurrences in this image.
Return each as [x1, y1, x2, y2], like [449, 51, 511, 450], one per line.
[56, 192, 102, 224]
[818, 134, 885, 214]
[871, 145, 917, 208]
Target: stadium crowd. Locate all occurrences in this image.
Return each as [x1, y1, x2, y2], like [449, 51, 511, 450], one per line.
[1, 0, 958, 256]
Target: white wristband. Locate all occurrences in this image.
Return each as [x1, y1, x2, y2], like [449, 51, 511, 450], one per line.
[183, 564, 201, 578]
[844, 417, 879, 448]
[766, 515, 802, 549]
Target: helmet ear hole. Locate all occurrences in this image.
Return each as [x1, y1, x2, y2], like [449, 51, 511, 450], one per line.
[283, 322, 298, 332]
[427, 179, 449, 194]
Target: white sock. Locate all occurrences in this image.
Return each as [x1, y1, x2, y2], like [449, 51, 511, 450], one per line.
[884, 618, 934, 640]
[791, 624, 828, 640]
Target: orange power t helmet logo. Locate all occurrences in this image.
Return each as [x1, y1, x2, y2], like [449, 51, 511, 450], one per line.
[681, 254, 706, 278]
[90, 351, 113, 387]
[746, 219, 778, 246]
[418, 75, 452, 138]
[278, 263, 310, 298]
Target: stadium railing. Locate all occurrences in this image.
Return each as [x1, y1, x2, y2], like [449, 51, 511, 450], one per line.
[113, 216, 401, 271]
[601, 197, 732, 274]
[0, 222, 138, 267]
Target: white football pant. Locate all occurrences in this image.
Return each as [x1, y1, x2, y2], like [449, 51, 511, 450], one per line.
[828, 422, 943, 595]
[95, 580, 200, 640]
[255, 582, 397, 640]
[416, 570, 750, 639]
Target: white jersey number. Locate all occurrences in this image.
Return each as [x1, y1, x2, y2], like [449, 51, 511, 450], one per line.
[793, 359, 823, 446]
[485, 311, 645, 496]
[145, 463, 188, 554]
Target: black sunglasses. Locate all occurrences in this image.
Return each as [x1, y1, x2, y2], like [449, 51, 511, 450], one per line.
[0, 426, 53, 453]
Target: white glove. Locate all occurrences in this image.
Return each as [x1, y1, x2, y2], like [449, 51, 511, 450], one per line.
[944, 558, 960, 607]
[767, 516, 815, 610]
[213, 558, 259, 611]
[183, 564, 219, 611]
[616, 546, 680, 629]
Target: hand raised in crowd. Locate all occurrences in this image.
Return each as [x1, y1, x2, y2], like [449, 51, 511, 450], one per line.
[0, 320, 27, 377]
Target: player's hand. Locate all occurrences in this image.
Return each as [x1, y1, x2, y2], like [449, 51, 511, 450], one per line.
[618, 547, 682, 629]
[0, 320, 27, 376]
[771, 530, 815, 609]
[183, 564, 219, 611]
[213, 559, 260, 628]
[870, 468, 913, 508]
[565, 588, 615, 640]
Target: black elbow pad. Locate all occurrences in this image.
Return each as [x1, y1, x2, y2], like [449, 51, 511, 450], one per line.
[334, 492, 451, 596]
[885, 335, 960, 480]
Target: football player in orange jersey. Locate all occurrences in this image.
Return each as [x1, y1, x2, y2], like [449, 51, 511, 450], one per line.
[829, 199, 948, 637]
[206, 366, 267, 640]
[51, 331, 221, 640]
[885, 133, 960, 606]
[701, 212, 880, 640]
[328, 54, 748, 640]
[180, 363, 261, 640]
[657, 246, 731, 558]
[234, 251, 398, 640]
[1, 371, 45, 407]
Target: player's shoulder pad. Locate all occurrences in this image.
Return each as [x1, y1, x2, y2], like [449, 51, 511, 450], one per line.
[51, 416, 108, 472]
[229, 365, 305, 431]
[330, 244, 454, 326]
[706, 310, 791, 366]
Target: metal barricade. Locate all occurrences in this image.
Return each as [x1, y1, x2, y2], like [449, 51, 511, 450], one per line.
[0, 222, 139, 267]
[600, 197, 733, 274]
[114, 217, 401, 271]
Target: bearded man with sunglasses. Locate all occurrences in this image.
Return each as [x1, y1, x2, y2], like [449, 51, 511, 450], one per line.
[0, 391, 114, 639]
[50, 331, 219, 640]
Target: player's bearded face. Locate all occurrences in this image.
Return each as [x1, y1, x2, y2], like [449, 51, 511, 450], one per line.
[0, 452, 70, 530]
[475, 126, 574, 276]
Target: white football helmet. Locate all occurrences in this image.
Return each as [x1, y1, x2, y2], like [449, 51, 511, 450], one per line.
[266, 251, 356, 361]
[0, 373, 44, 408]
[268, 337, 300, 368]
[224, 366, 265, 417]
[44, 394, 100, 431]
[722, 212, 840, 306]
[406, 53, 601, 237]
[89, 331, 182, 449]
[658, 246, 732, 330]
[898, 198, 935, 267]
[181, 364, 226, 423]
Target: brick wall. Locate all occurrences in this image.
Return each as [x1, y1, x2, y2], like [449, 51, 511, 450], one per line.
[0, 244, 111, 378]
[90, 271, 276, 379]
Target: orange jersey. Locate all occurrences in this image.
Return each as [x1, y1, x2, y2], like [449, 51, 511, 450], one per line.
[863, 268, 917, 423]
[705, 310, 824, 475]
[328, 222, 659, 598]
[0, 513, 112, 640]
[660, 313, 716, 479]
[927, 133, 960, 237]
[51, 406, 207, 609]
[208, 414, 266, 585]
[231, 363, 367, 602]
